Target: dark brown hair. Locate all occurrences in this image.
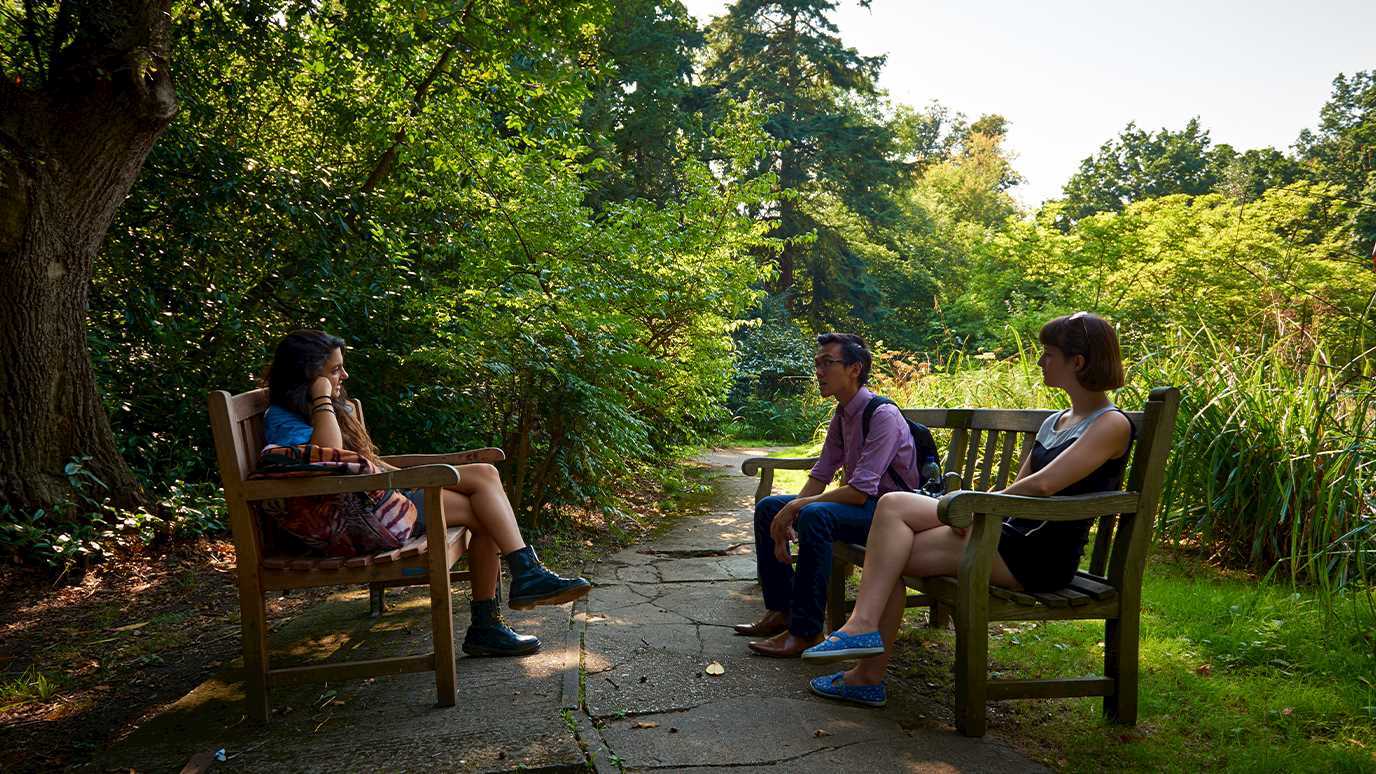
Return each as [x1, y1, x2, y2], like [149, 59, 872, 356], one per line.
[1039, 312, 1124, 391]
[266, 330, 381, 463]
[816, 332, 872, 385]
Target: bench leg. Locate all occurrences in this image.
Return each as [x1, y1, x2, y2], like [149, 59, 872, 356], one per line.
[826, 551, 849, 633]
[928, 600, 951, 629]
[953, 605, 989, 737]
[239, 583, 270, 723]
[1103, 613, 1139, 724]
[369, 582, 386, 618]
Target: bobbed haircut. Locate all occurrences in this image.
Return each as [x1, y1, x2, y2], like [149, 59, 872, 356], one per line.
[1039, 312, 1124, 391]
[816, 332, 872, 386]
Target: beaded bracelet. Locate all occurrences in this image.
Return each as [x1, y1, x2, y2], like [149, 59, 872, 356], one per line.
[312, 405, 336, 415]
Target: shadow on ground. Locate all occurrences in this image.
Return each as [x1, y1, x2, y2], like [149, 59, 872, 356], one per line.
[93, 448, 1042, 772]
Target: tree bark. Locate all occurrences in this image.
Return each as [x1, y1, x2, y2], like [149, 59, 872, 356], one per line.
[0, 0, 177, 510]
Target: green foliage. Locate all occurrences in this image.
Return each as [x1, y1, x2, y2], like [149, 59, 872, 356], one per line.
[937, 184, 1371, 354]
[1059, 118, 1226, 221]
[81, 0, 773, 536]
[0, 667, 58, 710]
[727, 305, 830, 441]
[0, 458, 223, 569]
[703, 0, 912, 327]
[1138, 329, 1376, 590]
[1297, 70, 1376, 251]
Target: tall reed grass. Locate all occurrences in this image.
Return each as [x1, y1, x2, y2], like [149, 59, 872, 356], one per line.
[873, 328, 1375, 599]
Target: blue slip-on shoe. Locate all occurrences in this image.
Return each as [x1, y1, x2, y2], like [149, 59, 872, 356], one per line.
[801, 629, 885, 663]
[809, 671, 887, 707]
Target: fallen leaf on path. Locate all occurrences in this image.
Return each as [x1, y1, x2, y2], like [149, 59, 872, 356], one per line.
[704, 662, 725, 676]
[813, 729, 831, 738]
[110, 621, 149, 632]
[631, 721, 658, 729]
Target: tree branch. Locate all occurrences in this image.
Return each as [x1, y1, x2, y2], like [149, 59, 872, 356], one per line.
[358, 0, 475, 195]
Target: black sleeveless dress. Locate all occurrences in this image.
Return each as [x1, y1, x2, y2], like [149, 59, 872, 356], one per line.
[997, 406, 1135, 592]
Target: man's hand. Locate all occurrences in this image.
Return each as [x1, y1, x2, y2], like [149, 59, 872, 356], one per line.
[770, 500, 804, 564]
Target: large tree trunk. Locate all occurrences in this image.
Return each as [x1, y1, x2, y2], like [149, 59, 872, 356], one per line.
[0, 0, 177, 510]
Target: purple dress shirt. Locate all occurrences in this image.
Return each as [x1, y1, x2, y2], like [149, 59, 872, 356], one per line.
[808, 386, 919, 497]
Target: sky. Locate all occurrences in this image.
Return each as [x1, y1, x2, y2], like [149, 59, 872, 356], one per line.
[680, 0, 1376, 206]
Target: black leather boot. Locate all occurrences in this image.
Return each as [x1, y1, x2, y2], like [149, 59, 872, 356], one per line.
[504, 546, 592, 610]
[462, 598, 541, 657]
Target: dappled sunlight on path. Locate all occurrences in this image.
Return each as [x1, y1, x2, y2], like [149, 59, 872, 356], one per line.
[572, 447, 1041, 772]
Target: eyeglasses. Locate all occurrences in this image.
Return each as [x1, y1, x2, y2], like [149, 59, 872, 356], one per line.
[814, 356, 847, 370]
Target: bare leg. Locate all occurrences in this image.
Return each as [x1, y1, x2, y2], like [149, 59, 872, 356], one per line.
[439, 463, 526, 554]
[840, 493, 941, 632]
[842, 526, 1021, 686]
[468, 532, 500, 601]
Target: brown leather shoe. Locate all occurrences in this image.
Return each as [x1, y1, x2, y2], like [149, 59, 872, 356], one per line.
[733, 610, 789, 637]
[747, 630, 824, 658]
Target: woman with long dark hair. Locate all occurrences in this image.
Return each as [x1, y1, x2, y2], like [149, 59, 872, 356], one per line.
[263, 330, 590, 657]
[800, 313, 1135, 706]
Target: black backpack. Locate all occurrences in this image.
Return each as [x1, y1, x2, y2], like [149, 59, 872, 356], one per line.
[855, 395, 943, 496]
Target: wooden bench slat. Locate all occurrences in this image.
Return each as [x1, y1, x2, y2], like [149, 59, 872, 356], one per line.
[970, 409, 1057, 432]
[1069, 572, 1118, 600]
[1057, 587, 1092, 606]
[977, 430, 999, 491]
[1030, 591, 1071, 608]
[963, 429, 983, 487]
[995, 431, 1018, 489]
[987, 677, 1114, 700]
[371, 548, 403, 564]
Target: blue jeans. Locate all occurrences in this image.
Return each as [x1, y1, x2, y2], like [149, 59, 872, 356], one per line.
[753, 494, 878, 638]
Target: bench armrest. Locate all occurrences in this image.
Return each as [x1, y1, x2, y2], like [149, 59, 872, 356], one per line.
[382, 448, 506, 467]
[241, 464, 461, 501]
[740, 456, 818, 476]
[937, 490, 1140, 529]
[741, 456, 820, 503]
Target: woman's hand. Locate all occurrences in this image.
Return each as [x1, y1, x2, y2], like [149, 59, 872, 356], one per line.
[310, 376, 335, 400]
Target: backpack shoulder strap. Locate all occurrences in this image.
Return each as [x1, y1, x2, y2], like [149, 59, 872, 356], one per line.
[861, 395, 896, 440]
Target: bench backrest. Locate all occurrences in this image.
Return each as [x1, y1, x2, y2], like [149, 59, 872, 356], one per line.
[903, 387, 1180, 590]
[207, 388, 370, 573]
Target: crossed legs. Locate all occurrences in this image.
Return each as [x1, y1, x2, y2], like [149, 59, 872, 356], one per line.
[830, 492, 1020, 685]
[436, 463, 526, 601]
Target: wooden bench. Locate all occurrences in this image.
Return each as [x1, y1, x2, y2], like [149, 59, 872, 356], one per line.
[209, 387, 505, 722]
[742, 387, 1180, 736]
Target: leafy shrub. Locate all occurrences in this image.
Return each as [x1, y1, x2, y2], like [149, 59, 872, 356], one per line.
[727, 309, 831, 442]
[0, 458, 225, 570]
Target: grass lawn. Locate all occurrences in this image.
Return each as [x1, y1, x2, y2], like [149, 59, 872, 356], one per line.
[752, 443, 1376, 772]
[887, 550, 1376, 772]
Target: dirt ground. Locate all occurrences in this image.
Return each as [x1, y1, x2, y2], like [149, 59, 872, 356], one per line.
[0, 540, 351, 771]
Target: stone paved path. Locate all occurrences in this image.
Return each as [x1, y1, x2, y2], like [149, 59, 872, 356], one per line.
[571, 448, 1041, 773]
[100, 449, 1042, 772]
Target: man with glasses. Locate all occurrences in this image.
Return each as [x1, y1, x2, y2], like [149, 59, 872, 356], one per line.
[735, 333, 919, 657]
